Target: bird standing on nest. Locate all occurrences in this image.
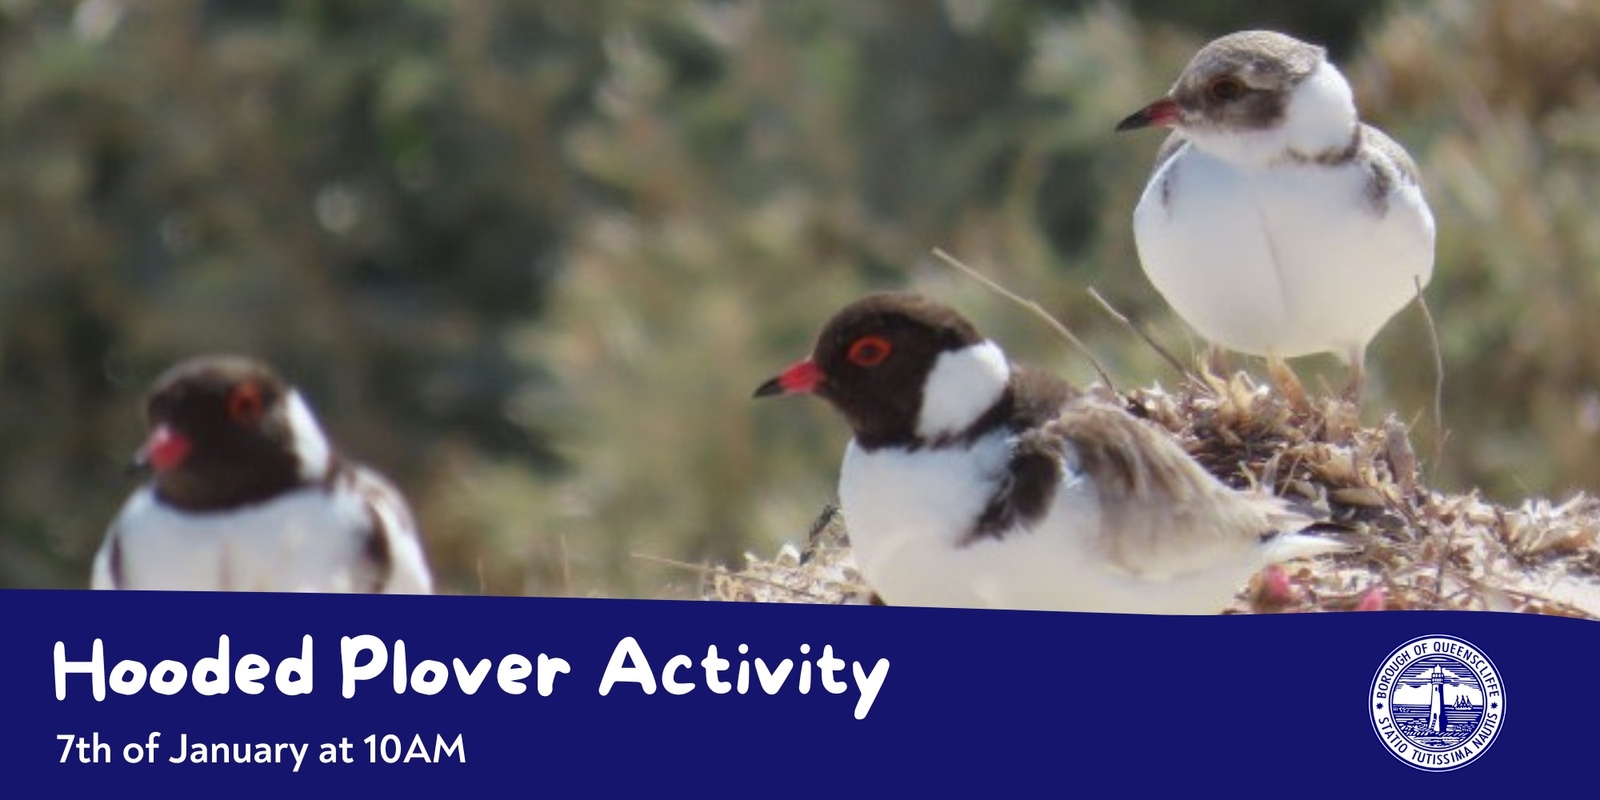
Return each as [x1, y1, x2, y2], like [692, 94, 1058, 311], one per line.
[1117, 30, 1435, 408]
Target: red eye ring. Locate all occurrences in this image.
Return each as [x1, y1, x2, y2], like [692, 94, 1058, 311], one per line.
[847, 335, 892, 367]
[228, 382, 264, 424]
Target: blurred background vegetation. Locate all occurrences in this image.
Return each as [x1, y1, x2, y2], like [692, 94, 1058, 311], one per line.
[4, 0, 1599, 598]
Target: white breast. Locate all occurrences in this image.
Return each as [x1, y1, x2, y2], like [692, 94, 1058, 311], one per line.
[94, 484, 403, 593]
[839, 435, 1008, 600]
[839, 433, 1108, 612]
[1132, 143, 1435, 360]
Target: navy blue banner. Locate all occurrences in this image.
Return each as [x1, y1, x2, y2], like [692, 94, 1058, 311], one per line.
[1, 589, 1590, 795]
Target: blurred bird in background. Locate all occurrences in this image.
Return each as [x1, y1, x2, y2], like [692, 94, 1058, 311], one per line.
[92, 355, 434, 594]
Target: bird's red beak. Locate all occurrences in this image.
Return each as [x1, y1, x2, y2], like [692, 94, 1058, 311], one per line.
[753, 357, 824, 398]
[133, 424, 192, 473]
[1115, 97, 1181, 131]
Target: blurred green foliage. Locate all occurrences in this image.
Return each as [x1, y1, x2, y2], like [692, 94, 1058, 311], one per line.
[3, 0, 1597, 599]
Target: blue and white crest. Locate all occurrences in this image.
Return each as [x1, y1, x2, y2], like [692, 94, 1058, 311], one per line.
[1369, 634, 1505, 771]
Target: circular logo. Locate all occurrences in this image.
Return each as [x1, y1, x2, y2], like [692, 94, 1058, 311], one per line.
[1369, 635, 1505, 771]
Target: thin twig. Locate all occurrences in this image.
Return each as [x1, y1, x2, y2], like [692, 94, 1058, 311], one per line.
[1432, 523, 1459, 608]
[628, 552, 729, 601]
[1086, 286, 1190, 378]
[929, 247, 1118, 393]
[1413, 276, 1447, 479]
[631, 552, 721, 576]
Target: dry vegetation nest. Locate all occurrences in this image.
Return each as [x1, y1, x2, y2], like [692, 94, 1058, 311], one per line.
[704, 368, 1600, 618]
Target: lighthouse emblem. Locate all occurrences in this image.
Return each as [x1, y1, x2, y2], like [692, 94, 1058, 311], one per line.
[1369, 634, 1505, 771]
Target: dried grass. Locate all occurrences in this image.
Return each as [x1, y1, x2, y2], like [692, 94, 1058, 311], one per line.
[702, 367, 1600, 618]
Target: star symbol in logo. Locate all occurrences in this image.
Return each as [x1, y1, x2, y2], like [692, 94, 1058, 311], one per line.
[1375, 703, 1385, 710]
[1491, 703, 1498, 710]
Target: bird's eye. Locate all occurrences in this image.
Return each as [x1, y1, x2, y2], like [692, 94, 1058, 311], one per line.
[847, 335, 892, 367]
[1208, 77, 1246, 102]
[227, 382, 264, 424]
